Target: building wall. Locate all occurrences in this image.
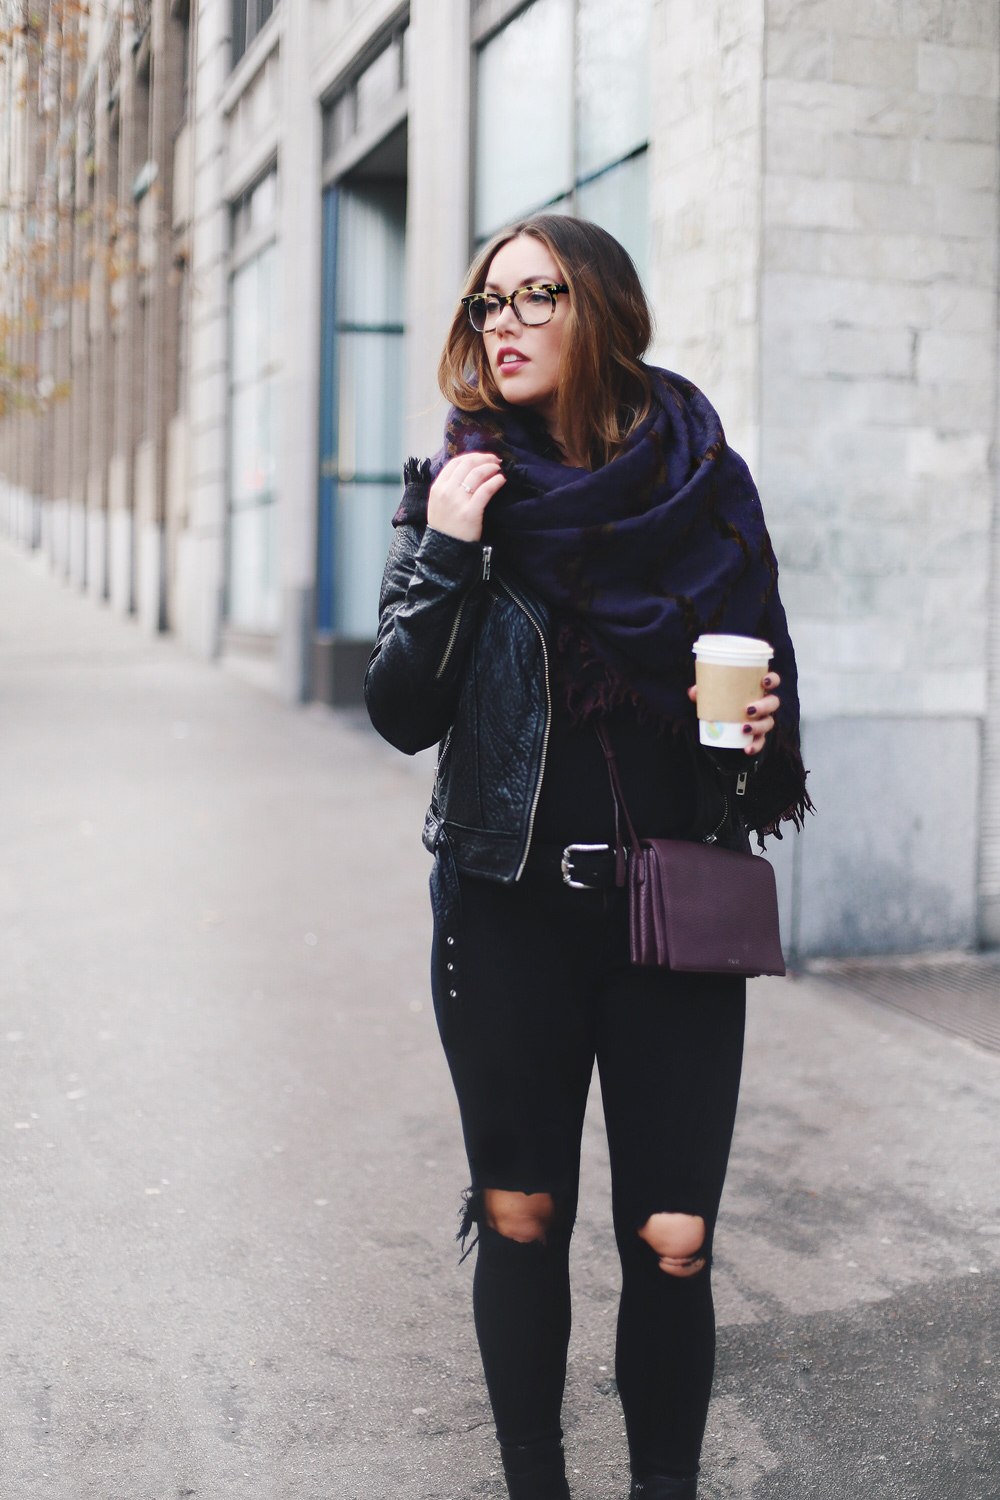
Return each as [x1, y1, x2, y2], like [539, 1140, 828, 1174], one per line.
[179, 0, 235, 659]
[646, 0, 999, 955]
[278, 0, 321, 700]
[649, 0, 766, 466]
[760, 0, 1000, 952]
[403, 0, 471, 461]
[0, 0, 189, 633]
[4, 0, 1000, 959]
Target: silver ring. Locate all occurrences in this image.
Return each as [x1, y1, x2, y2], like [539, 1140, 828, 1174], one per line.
[460, 481, 474, 494]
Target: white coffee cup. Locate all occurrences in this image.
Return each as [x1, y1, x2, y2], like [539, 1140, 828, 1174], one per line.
[692, 634, 774, 748]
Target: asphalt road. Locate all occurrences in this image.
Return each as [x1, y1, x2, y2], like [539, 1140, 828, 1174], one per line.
[1, 536, 998, 1500]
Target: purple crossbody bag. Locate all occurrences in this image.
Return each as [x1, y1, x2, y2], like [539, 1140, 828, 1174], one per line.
[593, 722, 786, 977]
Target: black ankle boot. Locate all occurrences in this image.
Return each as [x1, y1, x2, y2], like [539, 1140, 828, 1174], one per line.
[629, 1477, 698, 1500]
[500, 1438, 571, 1500]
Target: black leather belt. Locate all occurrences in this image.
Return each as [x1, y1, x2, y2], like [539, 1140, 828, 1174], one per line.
[525, 841, 622, 889]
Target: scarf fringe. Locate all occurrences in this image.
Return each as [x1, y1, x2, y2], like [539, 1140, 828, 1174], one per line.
[753, 730, 814, 843]
[403, 456, 433, 487]
[556, 622, 813, 840]
[556, 622, 681, 734]
[401, 392, 813, 837]
[402, 452, 538, 497]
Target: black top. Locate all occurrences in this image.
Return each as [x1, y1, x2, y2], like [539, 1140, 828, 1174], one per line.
[532, 695, 700, 848]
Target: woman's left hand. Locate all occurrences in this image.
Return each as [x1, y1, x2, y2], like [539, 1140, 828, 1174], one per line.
[687, 671, 782, 756]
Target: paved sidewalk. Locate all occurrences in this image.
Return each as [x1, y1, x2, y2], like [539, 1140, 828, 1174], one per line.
[1, 537, 998, 1500]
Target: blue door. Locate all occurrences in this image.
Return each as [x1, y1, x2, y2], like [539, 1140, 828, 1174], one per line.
[317, 177, 406, 700]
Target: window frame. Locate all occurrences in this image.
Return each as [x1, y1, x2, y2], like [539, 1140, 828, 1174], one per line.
[469, 0, 650, 258]
[225, 166, 282, 633]
[232, 0, 275, 72]
[319, 11, 409, 187]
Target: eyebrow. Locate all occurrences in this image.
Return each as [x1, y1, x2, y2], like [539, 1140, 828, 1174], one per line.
[482, 276, 553, 292]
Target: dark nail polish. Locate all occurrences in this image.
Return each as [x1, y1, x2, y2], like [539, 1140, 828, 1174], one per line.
[746, 706, 757, 716]
[742, 724, 753, 735]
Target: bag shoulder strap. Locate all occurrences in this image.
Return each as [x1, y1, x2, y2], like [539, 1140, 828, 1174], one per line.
[593, 720, 641, 887]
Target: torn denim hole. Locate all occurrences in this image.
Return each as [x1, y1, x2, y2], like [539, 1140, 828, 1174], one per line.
[457, 1186, 483, 1262]
[638, 1214, 714, 1274]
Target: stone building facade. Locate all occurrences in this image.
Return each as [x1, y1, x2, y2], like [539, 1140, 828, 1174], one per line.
[2, 0, 999, 958]
[0, 0, 191, 626]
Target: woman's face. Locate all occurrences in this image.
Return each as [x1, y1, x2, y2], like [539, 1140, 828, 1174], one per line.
[481, 236, 568, 420]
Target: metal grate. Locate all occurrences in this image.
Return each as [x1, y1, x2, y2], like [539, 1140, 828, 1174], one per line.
[811, 953, 1000, 1054]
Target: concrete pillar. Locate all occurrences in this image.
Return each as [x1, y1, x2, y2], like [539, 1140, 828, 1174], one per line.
[179, 0, 229, 657]
[404, 0, 472, 462]
[277, 0, 321, 702]
[648, 0, 764, 467]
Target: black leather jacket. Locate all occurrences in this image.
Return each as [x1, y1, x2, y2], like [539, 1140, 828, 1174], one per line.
[366, 524, 761, 883]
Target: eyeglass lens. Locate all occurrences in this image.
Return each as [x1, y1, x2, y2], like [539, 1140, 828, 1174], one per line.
[468, 287, 555, 332]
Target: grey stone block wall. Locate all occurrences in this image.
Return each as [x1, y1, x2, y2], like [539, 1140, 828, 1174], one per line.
[4, 0, 991, 959]
[791, 717, 980, 956]
[761, 5, 998, 952]
[649, 0, 765, 463]
[760, 7, 1000, 731]
[651, 0, 999, 953]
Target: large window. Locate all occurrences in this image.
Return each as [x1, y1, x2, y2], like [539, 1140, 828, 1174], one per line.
[474, 0, 650, 277]
[228, 168, 280, 633]
[317, 176, 406, 643]
[316, 28, 408, 700]
[232, 0, 274, 68]
[322, 25, 409, 163]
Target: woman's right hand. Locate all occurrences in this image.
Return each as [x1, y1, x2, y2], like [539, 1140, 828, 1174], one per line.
[427, 453, 506, 543]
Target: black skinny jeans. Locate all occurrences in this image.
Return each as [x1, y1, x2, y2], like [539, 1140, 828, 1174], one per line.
[431, 862, 746, 1480]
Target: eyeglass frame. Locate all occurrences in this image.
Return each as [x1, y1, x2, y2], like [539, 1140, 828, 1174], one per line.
[461, 282, 570, 333]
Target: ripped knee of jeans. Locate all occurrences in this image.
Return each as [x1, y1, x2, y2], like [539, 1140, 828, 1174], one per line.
[638, 1212, 710, 1277]
[483, 1188, 558, 1245]
[457, 1187, 484, 1260]
[458, 1186, 575, 1261]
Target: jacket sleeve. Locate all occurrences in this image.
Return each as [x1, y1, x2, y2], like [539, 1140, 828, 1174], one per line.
[701, 733, 805, 840]
[364, 523, 485, 755]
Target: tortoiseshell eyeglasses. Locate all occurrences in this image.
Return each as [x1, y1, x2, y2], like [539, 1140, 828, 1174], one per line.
[461, 283, 569, 334]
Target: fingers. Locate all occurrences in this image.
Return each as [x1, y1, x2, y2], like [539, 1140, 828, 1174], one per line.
[687, 668, 780, 755]
[743, 715, 773, 754]
[745, 692, 780, 721]
[745, 676, 780, 754]
[427, 452, 505, 542]
[461, 460, 504, 494]
[439, 451, 500, 483]
[472, 470, 507, 506]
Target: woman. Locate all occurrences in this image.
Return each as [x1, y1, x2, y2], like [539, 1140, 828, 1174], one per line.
[365, 216, 808, 1500]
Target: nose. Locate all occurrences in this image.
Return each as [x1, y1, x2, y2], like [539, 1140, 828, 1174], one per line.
[493, 300, 520, 334]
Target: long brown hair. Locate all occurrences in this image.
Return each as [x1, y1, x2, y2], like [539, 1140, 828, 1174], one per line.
[437, 215, 653, 469]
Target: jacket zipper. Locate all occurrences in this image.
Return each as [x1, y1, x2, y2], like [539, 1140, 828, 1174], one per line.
[703, 795, 729, 845]
[432, 727, 452, 801]
[434, 598, 467, 680]
[496, 574, 551, 880]
[434, 547, 492, 681]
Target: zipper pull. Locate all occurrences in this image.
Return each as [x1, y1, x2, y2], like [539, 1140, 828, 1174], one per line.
[481, 544, 492, 581]
[736, 770, 748, 796]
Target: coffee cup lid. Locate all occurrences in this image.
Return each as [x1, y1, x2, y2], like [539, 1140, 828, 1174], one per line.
[692, 634, 773, 664]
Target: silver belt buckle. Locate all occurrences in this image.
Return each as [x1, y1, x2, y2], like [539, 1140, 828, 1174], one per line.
[560, 843, 611, 889]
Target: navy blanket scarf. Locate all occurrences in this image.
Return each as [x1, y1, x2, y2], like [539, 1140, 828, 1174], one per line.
[394, 367, 810, 836]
